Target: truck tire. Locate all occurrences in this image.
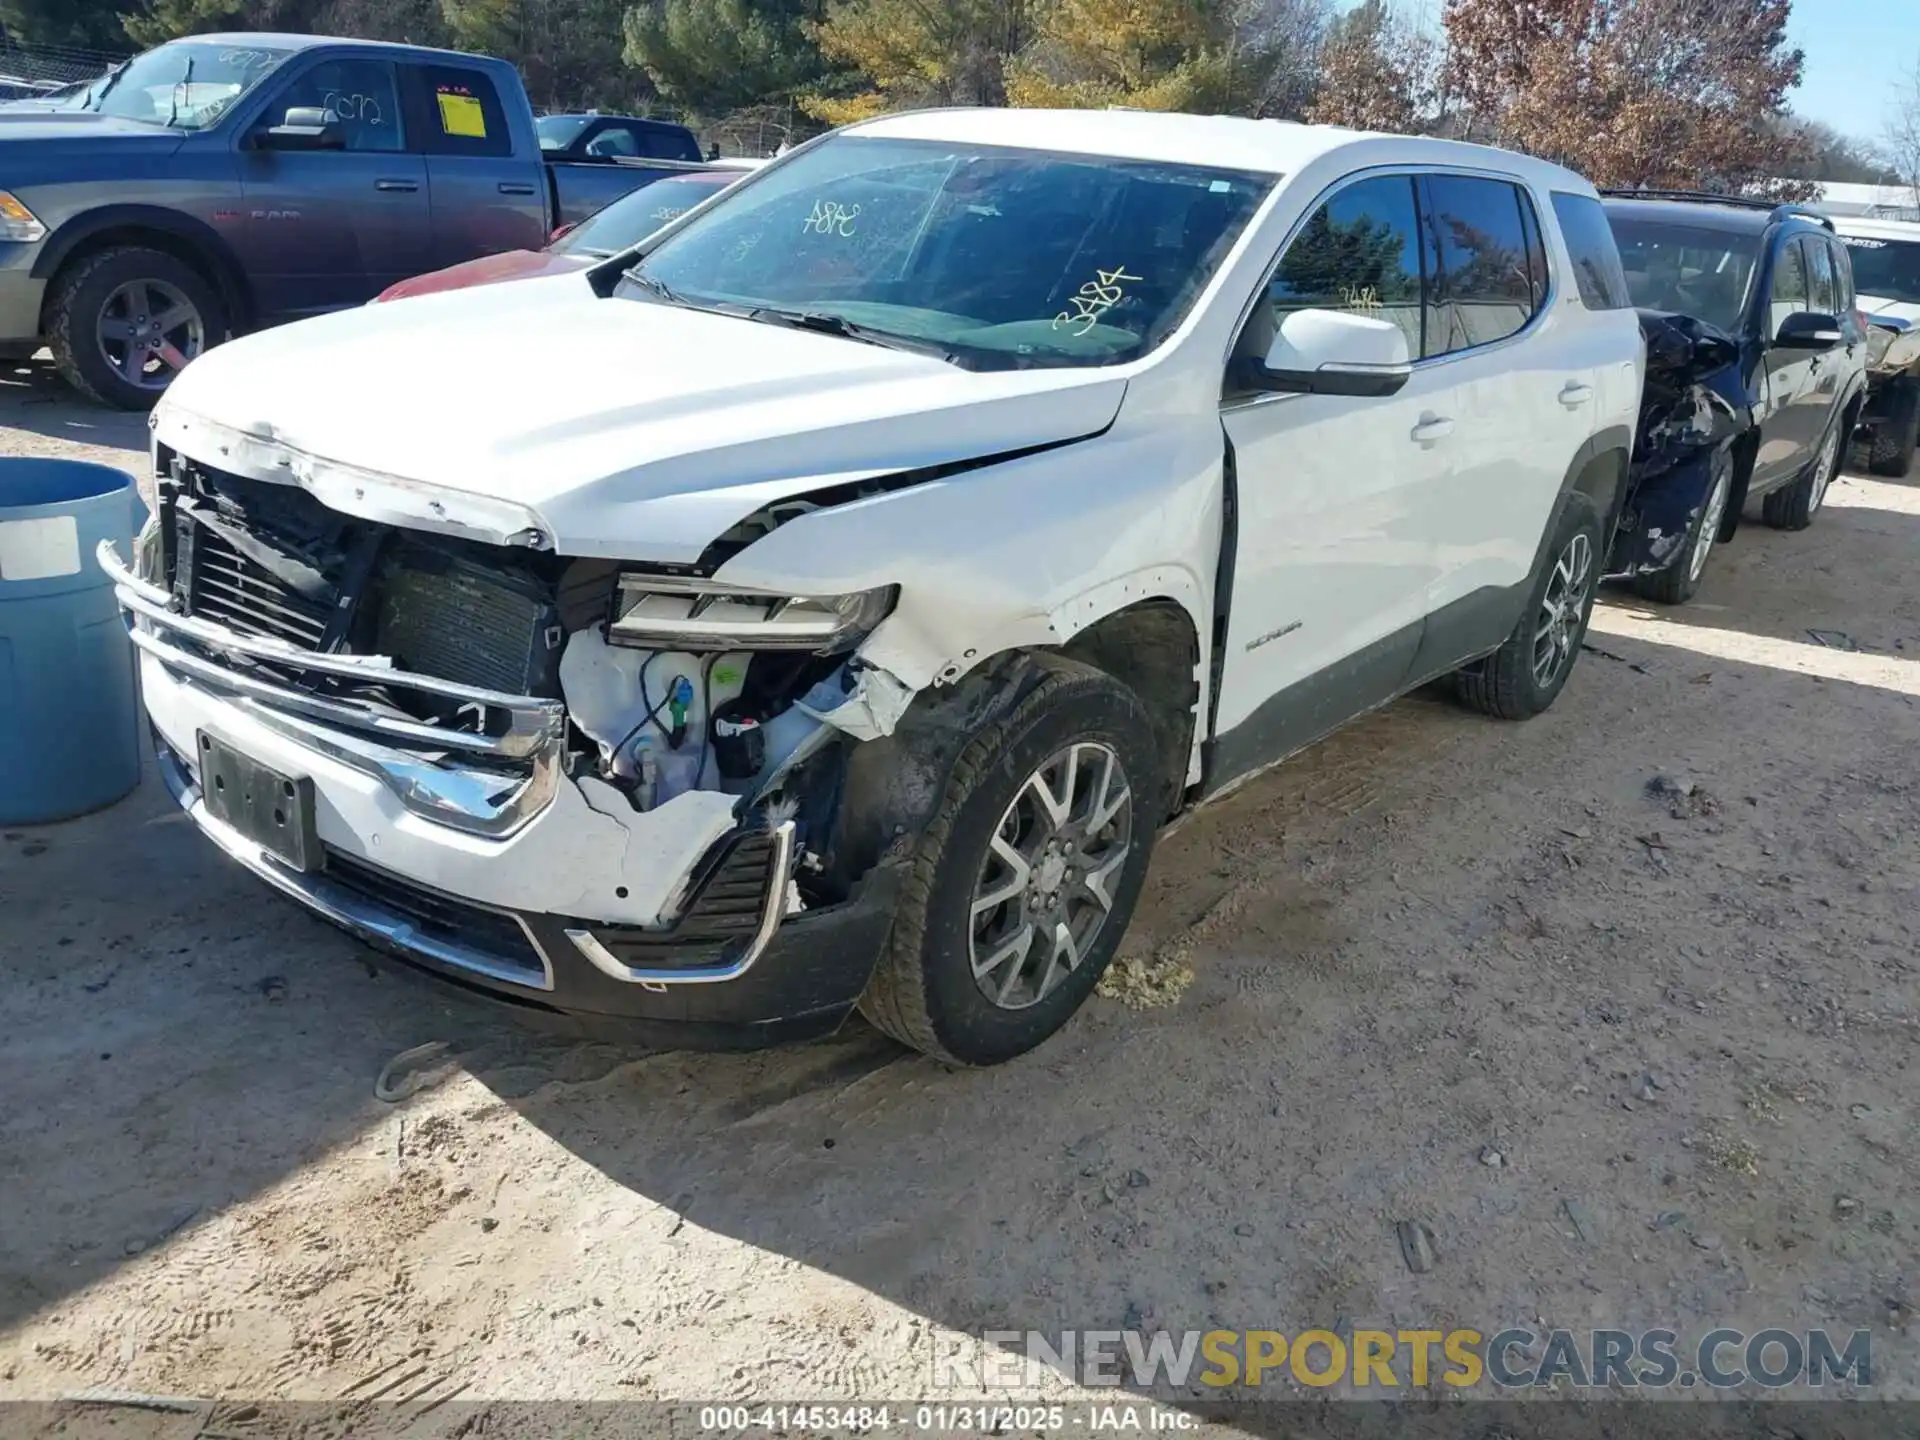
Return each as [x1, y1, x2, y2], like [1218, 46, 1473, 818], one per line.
[1634, 447, 1734, 606]
[857, 655, 1160, 1066]
[1867, 378, 1920, 478]
[47, 246, 225, 411]
[1452, 496, 1602, 720]
[1762, 407, 1843, 531]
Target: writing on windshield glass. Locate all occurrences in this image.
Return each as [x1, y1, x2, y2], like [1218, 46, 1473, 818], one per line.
[1054, 265, 1140, 336]
[802, 200, 861, 238]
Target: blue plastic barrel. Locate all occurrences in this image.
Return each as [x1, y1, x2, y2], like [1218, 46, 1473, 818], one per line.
[0, 459, 146, 824]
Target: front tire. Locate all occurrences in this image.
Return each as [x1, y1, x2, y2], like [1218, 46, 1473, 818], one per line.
[1452, 497, 1601, 720]
[1867, 379, 1920, 478]
[1634, 447, 1733, 606]
[1762, 409, 1843, 531]
[47, 246, 224, 411]
[858, 656, 1160, 1066]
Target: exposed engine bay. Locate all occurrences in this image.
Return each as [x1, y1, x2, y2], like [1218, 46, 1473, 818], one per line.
[1607, 309, 1752, 577]
[151, 449, 916, 914]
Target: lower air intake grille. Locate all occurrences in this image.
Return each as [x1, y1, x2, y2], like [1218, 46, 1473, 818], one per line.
[574, 827, 777, 970]
[322, 849, 548, 985]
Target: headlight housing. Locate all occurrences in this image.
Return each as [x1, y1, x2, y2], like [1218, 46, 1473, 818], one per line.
[608, 573, 896, 654]
[0, 191, 45, 243]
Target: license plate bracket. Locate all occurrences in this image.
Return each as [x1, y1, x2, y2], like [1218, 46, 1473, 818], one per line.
[197, 731, 321, 873]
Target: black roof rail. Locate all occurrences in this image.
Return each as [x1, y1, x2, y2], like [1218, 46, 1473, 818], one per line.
[1598, 187, 1835, 230]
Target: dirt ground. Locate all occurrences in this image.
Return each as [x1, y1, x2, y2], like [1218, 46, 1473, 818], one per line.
[1, 357, 1915, 1429]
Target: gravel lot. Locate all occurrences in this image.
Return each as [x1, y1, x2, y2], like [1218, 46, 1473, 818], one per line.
[2, 357, 1915, 1429]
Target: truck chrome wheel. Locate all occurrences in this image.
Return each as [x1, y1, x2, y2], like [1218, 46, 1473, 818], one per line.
[1532, 531, 1593, 691]
[97, 279, 204, 392]
[968, 741, 1133, 1010]
[1688, 459, 1734, 583]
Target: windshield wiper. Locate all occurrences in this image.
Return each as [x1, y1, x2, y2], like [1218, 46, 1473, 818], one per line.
[81, 58, 131, 111]
[621, 268, 695, 308]
[746, 308, 964, 365]
[166, 55, 193, 127]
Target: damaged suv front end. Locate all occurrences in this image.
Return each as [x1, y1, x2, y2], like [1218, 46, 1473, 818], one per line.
[103, 121, 1273, 1052]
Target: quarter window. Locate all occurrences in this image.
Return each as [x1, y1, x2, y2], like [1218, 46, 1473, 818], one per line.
[1424, 174, 1542, 354]
[1261, 174, 1426, 362]
[1551, 192, 1632, 310]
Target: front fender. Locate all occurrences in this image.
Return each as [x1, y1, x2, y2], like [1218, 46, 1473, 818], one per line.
[709, 415, 1225, 694]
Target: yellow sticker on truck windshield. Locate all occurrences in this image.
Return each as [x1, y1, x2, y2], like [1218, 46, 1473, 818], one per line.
[436, 90, 486, 138]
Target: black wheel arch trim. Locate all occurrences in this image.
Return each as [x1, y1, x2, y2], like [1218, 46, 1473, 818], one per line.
[33, 205, 252, 330]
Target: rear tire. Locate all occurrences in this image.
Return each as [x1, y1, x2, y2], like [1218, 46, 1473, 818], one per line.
[1634, 447, 1734, 606]
[1867, 379, 1920, 478]
[857, 655, 1160, 1066]
[1762, 409, 1843, 530]
[1452, 497, 1602, 720]
[47, 246, 224, 411]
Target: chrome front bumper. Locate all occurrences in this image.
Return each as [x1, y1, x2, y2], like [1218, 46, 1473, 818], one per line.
[99, 539, 564, 839]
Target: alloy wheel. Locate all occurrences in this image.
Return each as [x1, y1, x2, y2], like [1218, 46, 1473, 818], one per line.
[1809, 424, 1840, 514]
[968, 741, 1134, 1010]
[1687, 460, 1733, 584]
[95, 278, 204, 393]
[1532, 531, 1593, 691]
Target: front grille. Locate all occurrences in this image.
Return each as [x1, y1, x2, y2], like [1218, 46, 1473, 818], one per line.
[322, 849, 548, 984]
[182, 523, 333, 648]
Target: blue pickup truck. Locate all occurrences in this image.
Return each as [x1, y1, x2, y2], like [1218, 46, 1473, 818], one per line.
[0, 33, 707, 408]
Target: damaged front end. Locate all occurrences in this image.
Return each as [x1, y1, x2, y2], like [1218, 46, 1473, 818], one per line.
[1607, 309, 1751, 579]
[100, 446, 936, 1044]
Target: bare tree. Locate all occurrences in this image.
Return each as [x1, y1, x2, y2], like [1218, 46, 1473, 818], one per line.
[1888, 51, 1920, 209]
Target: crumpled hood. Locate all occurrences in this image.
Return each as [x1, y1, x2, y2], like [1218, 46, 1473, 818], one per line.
[161, 273, 1128, 562]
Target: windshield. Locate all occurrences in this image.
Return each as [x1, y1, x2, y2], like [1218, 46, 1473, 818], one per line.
[76, 41, 292, 129]
[618, 136, 1274, 371]
[1611, 218, 1759, 335]
[1839, 234, 1920, 306]
[559, 175, 733, 256]
[537, 115, 591, 152]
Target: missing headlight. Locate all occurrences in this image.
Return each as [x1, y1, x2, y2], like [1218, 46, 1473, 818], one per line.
[606, 574, 896, 654]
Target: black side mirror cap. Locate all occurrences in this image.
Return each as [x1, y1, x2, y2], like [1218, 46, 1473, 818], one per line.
[1774, 311, 1844, 350]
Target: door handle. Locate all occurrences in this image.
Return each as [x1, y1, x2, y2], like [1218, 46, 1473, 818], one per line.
[374, 178, 419, 192]
[498, 181, 537, 196]
[1411, 414, 1454, 445]
[1559, 381, 1595, 408]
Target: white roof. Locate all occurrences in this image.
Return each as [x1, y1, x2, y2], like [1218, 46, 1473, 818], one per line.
[1831, 212, 1920, 242]
[850, 107, 1596, 192]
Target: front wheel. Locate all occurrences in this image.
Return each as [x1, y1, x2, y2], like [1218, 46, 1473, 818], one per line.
[1452, 497, 1602, 720]
[1762, 410, 1843, 531]
[47, 246, 224, 411]
[858, 656, 1160, 1066]
[1634, 447, 1733, 606]
[1867, 379, 1920, 478]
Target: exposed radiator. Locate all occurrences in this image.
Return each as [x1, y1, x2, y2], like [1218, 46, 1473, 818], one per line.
[373, 550, 564, 697]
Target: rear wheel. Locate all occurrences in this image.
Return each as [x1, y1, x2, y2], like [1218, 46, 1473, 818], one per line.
[858, 656, 1160, 1066]
[1867, 378, 1920, 478]
[1452, 497, 1601, 720]
[1634, 447, 1733, 606]
[1762, 411, 1843, 530]
[47, 246, 224, 411]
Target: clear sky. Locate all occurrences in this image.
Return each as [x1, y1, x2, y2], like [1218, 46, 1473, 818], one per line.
[1789, 0, 1920, 143]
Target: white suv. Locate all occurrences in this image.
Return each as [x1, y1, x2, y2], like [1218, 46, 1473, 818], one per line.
[1833, 214, 1920, 475]
[104, 109, 1643, 1064]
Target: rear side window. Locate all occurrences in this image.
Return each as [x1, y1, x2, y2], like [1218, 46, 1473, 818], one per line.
[1806, 236, 1839, 315]
[643, 126, 700, 162]
[1827, 239, 1856, 312]
[1552, 192, 1631, 309]
[1262, 174, 1426, 362]
[407, 64, 511, 157]
[1423, 174, 1541, 354]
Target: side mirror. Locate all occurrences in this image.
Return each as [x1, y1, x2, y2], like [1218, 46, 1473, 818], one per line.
[1774, 311, 1843, 351]
[1246, 309, 1412, 397]
[256, 106, 344, 151]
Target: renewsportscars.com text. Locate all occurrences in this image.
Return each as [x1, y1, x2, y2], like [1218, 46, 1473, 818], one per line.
[933, 1327, 1873, 1391]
